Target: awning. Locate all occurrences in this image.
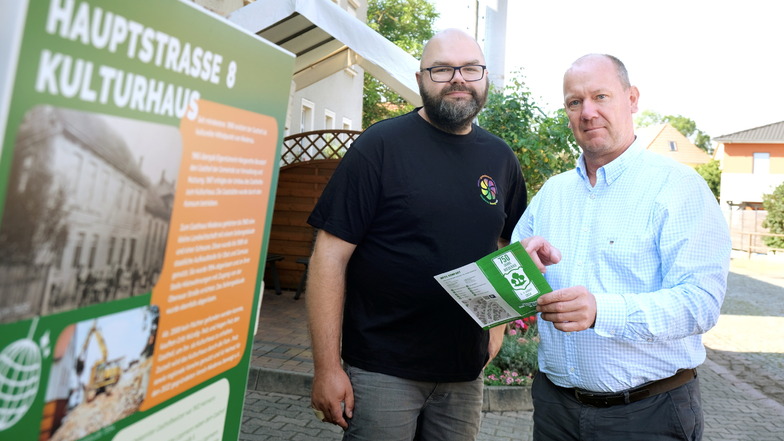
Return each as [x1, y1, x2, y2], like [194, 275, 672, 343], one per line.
[228, 0, 422, 106]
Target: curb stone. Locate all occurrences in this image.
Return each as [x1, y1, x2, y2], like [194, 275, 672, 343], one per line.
[251, 366, 534, 412]
[249, 367, 313, 397]
[482, 385, 533, 411]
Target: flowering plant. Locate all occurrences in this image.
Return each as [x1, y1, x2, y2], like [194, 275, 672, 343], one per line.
[484, 316, 539, 386]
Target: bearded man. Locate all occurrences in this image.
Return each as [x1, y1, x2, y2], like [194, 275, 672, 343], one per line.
[305, 28, 528, 441]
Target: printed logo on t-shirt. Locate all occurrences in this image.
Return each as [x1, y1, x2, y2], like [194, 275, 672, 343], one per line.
[477, 175, 498, 205]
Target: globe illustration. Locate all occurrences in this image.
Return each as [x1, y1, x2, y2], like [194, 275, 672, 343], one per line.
[0, 338, 42, 430]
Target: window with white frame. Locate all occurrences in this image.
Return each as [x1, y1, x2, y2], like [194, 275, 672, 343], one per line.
[342, 117, 352, 130]
[300, 99, 315, 133]
[668, 141, 677, 151]
[324, 109, 336, 129]
[88, 234, 99, 269]
[753, 152, 770, 174]
[72, 232, 85, 268]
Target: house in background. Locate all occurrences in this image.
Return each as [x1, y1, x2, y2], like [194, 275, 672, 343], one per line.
[713, 121, 784, 250]
[713, 121, 784, 210]
[635, 123, 712, 168]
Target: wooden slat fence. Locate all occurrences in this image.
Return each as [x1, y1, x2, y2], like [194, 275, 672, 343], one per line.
[728, 209, 772, 253]
[266, 159, 341, 289]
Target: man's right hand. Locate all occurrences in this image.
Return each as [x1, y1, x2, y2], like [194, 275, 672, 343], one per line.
[311, 367, 354, 429]
[521, 236, 562, 272]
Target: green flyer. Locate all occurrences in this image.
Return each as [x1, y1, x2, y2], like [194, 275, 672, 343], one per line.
[435, 242, 552, 329]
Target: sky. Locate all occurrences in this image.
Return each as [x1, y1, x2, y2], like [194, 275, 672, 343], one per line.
[432, 0, 782, 140]
[101, 113, 183, 185]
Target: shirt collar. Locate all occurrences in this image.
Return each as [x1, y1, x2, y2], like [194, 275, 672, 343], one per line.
[576, 136, 645, 186]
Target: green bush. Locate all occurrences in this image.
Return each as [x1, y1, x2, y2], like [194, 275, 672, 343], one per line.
[762, 181, 784, 249]
[695, 160, 721, 201]
[478, 72, 579, 202]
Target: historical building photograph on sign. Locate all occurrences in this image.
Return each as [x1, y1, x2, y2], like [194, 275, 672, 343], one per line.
[0, 106, 182, 323]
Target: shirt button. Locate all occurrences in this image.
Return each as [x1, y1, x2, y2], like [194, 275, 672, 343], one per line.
[589, 194, 596, 199]
[569, 367, 575, 373]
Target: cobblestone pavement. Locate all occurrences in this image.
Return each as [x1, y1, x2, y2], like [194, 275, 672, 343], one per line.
[703, 255, 784, 408]
[242, 254, 784, 440]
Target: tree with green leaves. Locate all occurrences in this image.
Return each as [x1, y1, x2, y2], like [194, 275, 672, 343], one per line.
[635, 110, 712, 154]
[694, 159, 721, 201]
[762, 181, 784, 249]
[478, 72, 580, 201]
[363, 0, 438, 128]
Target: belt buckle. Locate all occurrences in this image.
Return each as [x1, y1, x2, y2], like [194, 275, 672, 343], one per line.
[574, 389, 628, 407]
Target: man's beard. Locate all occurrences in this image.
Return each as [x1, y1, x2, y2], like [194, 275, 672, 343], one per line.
[419, 83, 487, 134]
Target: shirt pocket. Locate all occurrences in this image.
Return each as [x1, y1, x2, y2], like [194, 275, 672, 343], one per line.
[598, 232, 658, 284]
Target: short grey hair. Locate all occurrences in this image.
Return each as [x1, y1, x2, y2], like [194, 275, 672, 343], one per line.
[573, 53, 631, 90]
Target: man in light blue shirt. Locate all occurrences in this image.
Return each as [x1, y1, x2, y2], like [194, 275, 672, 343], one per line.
[512, 54, 730, 440]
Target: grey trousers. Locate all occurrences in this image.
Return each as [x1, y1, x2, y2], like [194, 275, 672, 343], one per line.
[532, 371, 703, 441]
[342, 364, 484, 441]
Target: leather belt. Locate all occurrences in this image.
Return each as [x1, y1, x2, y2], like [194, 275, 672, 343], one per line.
[554, 369, 697, 408]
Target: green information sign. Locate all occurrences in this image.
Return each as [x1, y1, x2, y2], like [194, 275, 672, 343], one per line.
[0, 1, 294, 440]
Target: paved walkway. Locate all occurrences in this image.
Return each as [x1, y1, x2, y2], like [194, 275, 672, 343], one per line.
[241, 254, 784, 440]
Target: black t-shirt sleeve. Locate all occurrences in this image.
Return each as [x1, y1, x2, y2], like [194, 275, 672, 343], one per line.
[307, 134, 382, 245]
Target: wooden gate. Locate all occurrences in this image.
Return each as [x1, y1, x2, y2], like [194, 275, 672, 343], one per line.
[266, 159, 340, 289]
[264, 129, 362, 291]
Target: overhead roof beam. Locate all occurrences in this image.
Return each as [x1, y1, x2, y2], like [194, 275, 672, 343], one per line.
[229, 0, 421, 105]
[273, 22, 318, 46]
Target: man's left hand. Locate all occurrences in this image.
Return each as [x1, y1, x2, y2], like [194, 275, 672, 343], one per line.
[536, 286, 596, 332]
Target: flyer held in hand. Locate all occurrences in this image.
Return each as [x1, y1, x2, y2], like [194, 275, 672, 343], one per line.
[434, 242, 552, 329]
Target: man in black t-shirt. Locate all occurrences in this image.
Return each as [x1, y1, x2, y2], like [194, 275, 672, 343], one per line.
[306, 28, 527, 440]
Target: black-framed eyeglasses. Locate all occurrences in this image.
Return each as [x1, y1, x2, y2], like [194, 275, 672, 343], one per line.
[420, 64, 487, 83]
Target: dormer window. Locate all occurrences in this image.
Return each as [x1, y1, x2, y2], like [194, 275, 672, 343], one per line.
[669, 141, 677, 151]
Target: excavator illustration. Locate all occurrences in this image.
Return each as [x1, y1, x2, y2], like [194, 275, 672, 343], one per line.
[75, 320, 123, 402]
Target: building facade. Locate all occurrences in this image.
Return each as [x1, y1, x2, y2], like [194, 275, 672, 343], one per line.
[196, 0, 369, 135]
[714, 121, 784, 210]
